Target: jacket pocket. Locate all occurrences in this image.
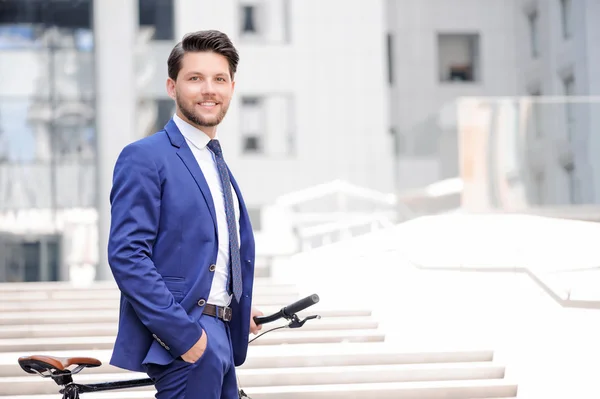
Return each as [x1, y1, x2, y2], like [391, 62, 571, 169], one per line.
[163, 276, 187, 300]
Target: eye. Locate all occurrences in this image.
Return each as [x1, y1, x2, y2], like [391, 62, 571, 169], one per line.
[216, 77, 226, 82]
[190, 76, 199, 81]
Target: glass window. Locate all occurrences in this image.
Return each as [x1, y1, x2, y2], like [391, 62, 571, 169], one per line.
[529, 90, 543, 138]
[139, 0, 174, 40]
[0, 50, 51, 98]
[0, 25, 44, 49]
[563, 75, 575, 140]
[528, 11, 539, 58]
[242, 136, 262, 153]
[239, 0, 290, 44]
[386, 33, 394, 85]
[241, 5, 259, 33]
[0, 99, 37, 162]
[0, 97, 96, 209]
[560, 0, 572, 39]
[239, 94, 295, 156]
[23, 242, 41, 281]
[0, 235, 25, 282]
[143, 98, 175, 136]
[240, 96, 264, 154]
[562, 75, 578, 203]
[52, 49, 95, 100]
[438, 33, 480, 83]
[0, 0, 92, 29]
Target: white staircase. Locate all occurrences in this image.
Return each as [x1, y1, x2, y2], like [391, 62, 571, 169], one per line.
[0, 279, 518, 398]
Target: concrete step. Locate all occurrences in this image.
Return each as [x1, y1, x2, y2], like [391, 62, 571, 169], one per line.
[0, 317, 379, 339]
[0, 343, 495, 377]
[0, 330, 386, 352]
[0, 278, 279, 292]
[0, 287, 293, 302]
[0, 276, 517, 399]
[0, 283, 292, 302]
[242, 379, 518, 399]
[0, 295, 302, 312]
[0, 307, 370, 326]
[0, 362, 507, 395]
[1, 379, 518, 399]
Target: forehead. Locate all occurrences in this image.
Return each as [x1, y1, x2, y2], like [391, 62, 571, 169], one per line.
[179, 51, 230, 75]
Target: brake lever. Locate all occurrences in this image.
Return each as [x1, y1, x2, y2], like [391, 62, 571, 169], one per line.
[287, 314, 321, 329]
[239, 389, 252, 399]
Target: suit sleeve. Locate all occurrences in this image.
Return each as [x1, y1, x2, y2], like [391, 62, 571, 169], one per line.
[107, 143, 203, 358]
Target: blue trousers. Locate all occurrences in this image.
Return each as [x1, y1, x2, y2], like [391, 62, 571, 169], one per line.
[145, 315, 238, 399]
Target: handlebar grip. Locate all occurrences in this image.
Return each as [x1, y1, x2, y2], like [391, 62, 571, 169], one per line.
[253, 294, 320, 326]
[282, 294, 320, 317]
[253, 313, 277, 326]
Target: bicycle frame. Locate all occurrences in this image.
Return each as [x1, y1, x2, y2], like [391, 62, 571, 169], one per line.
[20, 294, 320, 399]
[60, 377, 154, 399]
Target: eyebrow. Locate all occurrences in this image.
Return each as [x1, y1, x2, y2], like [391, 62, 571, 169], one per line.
[185, 71, 229, 78]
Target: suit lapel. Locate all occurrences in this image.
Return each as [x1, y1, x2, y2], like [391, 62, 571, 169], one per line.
[177, 148, 218, 229]
[165, 119, 218, 230]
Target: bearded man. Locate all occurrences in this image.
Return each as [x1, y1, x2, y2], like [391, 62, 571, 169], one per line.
[107, 30, 263, 399]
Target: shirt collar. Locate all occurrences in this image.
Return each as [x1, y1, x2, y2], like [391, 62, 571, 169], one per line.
[173, 113, 218, 150]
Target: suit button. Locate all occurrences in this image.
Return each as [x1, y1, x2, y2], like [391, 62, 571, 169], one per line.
[197, 299, 206, 306]
[209, 264, 216, 272]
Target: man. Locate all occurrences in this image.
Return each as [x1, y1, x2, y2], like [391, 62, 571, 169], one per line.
[107, 30, 262, 399]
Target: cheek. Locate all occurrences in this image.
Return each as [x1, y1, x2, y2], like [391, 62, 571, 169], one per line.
[179, 84, 200, 99]
[218, 89, 233, 103]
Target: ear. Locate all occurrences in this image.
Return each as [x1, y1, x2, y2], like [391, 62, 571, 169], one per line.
[166, 78, 176, 100]
[231, 80, 236, 94]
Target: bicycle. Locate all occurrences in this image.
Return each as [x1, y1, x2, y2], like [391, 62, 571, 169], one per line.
[18, 294, 321, 399]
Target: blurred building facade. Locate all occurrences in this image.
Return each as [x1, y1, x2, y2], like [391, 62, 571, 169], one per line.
[387, 0, 600, 207]
[1, 0, 600, 282]
[386, 0, 520, 189]
[0, 0, 393, 281]
[513, 0, 600, 206]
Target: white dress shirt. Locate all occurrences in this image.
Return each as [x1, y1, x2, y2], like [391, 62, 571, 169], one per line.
[173, 114, 240, 307]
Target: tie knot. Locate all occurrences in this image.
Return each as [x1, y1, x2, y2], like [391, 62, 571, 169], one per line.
[207, 139, 222, 156]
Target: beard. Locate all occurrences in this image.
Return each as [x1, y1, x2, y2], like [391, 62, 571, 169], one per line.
[176, 90, 229, 128]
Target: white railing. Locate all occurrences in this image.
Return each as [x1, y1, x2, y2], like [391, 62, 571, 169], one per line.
[259, 177, 469, 261]
[296, 212, 395, 251]
[275, 179, 396, 208]
[259, 180, 402, 258]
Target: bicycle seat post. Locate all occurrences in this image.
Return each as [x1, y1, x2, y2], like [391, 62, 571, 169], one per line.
[61, 384, 80, 399]
[54, 372, 74, 387]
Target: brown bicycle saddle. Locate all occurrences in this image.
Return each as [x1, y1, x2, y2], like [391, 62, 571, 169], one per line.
[18, 355, 102, 374]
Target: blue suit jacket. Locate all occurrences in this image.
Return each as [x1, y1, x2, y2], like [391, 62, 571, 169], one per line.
[107, 119, 255, 372]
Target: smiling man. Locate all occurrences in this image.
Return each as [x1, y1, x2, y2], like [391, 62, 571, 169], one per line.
[107, 30, 263, 399]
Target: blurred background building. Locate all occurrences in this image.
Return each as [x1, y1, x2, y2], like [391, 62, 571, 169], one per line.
[1, 0, 599, 283]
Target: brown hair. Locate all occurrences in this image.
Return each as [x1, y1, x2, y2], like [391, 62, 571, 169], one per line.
[167, 30, 239, 81]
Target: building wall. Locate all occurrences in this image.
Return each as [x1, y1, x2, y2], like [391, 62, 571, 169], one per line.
[581, 0, 600, 203]
[3, 0, 600, 282]
[386, 0, 520, 191]
[171, 0, 394, 207]
[516, 0, 600, 205]
[3, 0, 600, 212]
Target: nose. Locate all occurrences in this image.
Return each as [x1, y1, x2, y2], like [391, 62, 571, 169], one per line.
[200, 80, 215, 95]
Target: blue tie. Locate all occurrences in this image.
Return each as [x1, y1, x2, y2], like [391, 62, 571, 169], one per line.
[207, 139, 243, 303]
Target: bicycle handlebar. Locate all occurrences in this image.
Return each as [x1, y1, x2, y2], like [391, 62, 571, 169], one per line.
[253, 294, 319, 326]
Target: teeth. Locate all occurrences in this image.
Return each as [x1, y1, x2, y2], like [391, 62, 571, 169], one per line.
[200, 102, 216, 106]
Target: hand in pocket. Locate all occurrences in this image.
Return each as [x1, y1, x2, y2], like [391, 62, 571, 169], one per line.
[181, 329, 208, 363]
